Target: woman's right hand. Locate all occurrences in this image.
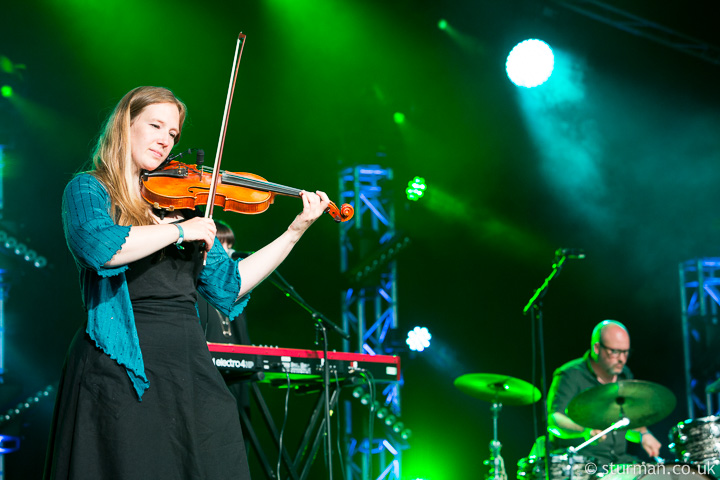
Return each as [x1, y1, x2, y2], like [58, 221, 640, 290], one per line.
[178, 217, 217, 246]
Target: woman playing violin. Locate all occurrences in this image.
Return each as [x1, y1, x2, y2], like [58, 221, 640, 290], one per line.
[44, 86, 330, 480]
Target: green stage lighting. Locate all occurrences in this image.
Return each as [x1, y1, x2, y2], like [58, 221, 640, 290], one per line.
[405, 176, 426, 201]
[438, 19, 448, 30]
[1, 85, 12, 98]
[393, 112, 405, 124]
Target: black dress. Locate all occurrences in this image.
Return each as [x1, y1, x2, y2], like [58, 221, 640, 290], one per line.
[44, 243, 251, 480]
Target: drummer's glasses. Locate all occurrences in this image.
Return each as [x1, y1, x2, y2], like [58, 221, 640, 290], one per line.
[599, 342, 632, 358]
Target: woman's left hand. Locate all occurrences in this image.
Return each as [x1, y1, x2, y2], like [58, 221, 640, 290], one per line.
[289, 190, 330, 235]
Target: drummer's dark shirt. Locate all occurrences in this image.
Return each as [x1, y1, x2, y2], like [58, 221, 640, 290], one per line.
[547, 350, 636, 466]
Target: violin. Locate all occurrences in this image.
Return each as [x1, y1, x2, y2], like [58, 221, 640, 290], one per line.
[141, 160, 354, 222]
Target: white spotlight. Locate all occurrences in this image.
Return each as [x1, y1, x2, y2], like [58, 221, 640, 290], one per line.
[506, 39, 555, 88]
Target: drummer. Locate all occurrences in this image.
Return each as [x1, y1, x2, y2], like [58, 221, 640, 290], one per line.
[547, 320, 662, 466]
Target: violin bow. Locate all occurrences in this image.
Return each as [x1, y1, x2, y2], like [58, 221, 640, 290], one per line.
[205, 32, 247, 220]
[204, 33, 353, 225]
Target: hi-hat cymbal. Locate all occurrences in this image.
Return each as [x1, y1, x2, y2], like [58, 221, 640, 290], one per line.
[567, 379, 676, 430]
[454, 373, 541, 406]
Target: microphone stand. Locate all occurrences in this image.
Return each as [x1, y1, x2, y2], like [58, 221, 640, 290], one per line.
[523, 253, 568, 480]
[267, 269, 349, 480]
[268, 270, 349, 341]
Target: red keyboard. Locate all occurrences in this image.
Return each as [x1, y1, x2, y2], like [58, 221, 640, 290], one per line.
[207, 343, 401, 383]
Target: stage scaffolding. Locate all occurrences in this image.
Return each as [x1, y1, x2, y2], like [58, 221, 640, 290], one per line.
[338, 165, 407, 480]
[678, 258, 720, 420]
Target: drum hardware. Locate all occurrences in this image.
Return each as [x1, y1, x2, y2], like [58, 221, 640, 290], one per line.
[487, 402, 507, 480]
[705, 379, 720, 417]
[454, 373, 541, 480]
[517, 452, 594, 480]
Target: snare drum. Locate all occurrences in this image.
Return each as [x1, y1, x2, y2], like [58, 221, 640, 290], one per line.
[517, 452, 593, 480]
[669, 416, 720, 465]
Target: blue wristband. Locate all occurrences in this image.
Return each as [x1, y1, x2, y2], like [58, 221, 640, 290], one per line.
[174, 223, 185, 249]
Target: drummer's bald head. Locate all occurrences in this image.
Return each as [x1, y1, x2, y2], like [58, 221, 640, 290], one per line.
[591, 320, 629, 349]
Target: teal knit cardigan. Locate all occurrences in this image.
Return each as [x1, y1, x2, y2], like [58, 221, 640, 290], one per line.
[62, 173, 249, 400]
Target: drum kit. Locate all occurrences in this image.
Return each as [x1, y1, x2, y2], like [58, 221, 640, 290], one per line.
[455, 373, 720, 480]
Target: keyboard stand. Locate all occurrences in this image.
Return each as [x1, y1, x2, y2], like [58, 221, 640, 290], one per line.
[236, 379, 342, 480]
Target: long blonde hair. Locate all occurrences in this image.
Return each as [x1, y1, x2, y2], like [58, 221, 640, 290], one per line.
[90, 86, 187, 226]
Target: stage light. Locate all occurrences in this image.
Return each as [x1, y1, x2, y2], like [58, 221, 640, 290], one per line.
[506, 39, 554, 88]
[376, 407, 389, 419]
[438, 19, 448, 30]
[3, 236, 16, 249]
[391, 421, 404, 433]
[0, 229, 49, 269]
[400, 428, 412, 440]
[393, 112, 405, 125]
[0, 85, 12, 98]
[13, 243, 26, 256]
[406, 326, 432, 352]
[0, 385, 54, 431]
[359, 393, 371, 405]
[405, 176, 426, 201]
[383, 414, 396, 426]
[352, 386, 365, 398]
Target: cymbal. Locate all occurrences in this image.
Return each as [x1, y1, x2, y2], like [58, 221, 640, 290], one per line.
[567, 379, 676, 429]
[454, 373, 541, 406]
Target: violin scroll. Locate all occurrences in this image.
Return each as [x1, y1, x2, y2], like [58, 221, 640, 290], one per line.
[325, 201, 354, 223]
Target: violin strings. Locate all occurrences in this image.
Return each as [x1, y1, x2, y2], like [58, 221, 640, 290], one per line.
[221, 172, 301, 196]
[199, 166, 302, 197]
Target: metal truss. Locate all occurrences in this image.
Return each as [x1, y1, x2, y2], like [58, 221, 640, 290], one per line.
[338, 165, 406, 480]
[552, 0, 720, 65]
[678, 258, 720, 419]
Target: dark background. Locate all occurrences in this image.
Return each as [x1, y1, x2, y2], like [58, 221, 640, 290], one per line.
[2, 0, 720, 478]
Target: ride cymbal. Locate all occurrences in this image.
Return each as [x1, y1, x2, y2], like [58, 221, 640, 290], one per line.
[454, 373, 541, 406]
[567, 379, 676, 429]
